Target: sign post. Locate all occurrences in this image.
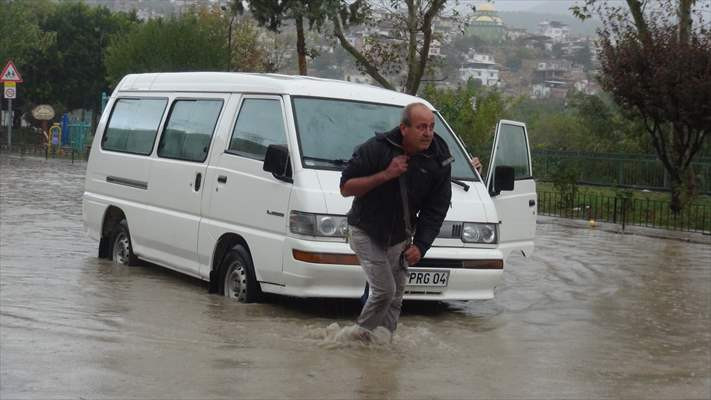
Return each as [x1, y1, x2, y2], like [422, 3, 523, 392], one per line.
[32, 104, 55, 158]
[1, 61, 23, 152]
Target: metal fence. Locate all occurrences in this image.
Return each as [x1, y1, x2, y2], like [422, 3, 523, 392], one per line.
[533, 150, 711, 195]
[538, 190, 711, 234]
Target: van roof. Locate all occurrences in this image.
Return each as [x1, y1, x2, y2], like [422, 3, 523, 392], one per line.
[115, 72, 433, 108]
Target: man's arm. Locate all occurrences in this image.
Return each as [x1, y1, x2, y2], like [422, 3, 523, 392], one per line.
[340, 155, 409, 197]
[411, 165, 452, 259]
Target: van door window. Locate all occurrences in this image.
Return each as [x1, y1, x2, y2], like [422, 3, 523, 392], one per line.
[157, 99, 223, 162]
[493, 124, 531, 179]
[228, 99, 287, 160]
[102, 98, 167, 155]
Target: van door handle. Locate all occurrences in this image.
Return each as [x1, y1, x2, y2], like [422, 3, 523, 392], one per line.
[529, 199, 536, 207]
[217, 175, 227, 184]
[194, 172, 202, 191]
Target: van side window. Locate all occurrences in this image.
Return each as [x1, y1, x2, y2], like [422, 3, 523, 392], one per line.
[157, 99, 223, 162]
[494, 124, 531, 179]
[228, 99, 286, 160]
[102, 98, 167, 155]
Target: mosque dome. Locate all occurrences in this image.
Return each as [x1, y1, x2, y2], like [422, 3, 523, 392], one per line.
[477, 3, 496, 12]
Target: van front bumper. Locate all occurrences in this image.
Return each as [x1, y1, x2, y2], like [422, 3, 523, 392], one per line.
[277, 238, 504, 301]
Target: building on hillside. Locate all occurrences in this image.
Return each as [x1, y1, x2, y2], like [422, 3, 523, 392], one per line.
[531, 81, 568, 99]
[533, 60, 572, 83]
[467, 3, 505, 43]
[459, 50, 500, 87]
[505, 28, 528, 41]
[538, 21, 570, 43]
[521, 35, 552, 51]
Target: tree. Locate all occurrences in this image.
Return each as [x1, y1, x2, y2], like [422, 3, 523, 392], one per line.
[16, 2, 134, 120]
[0, 0, 55, 67]
[105, 8, 264, 85]
[331, 0, 458, 94]
[247, 0, 332, 75]
[422, 80, 508, 158]
[573, 0, 711, 212]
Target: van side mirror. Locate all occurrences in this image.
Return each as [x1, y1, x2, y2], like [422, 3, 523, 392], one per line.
[263, 144, 293, 183]
[490, 165, 515, 196]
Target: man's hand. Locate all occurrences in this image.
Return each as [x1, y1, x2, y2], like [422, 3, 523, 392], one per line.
[471, 157, 482, 174]
[384, 155, 409, 180]
[403, 244, 422, 265]
[341, 155, 409, 197]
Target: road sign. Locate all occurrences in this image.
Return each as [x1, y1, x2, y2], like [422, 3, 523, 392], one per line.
[1, 61, 23, 83]
[32, 104, 55, 120]
[4, 82, 16, 99]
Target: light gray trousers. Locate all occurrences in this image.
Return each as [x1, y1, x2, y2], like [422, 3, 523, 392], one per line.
[349, 225, 409, 333]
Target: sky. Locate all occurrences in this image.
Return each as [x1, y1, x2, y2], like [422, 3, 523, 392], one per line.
[462, 0, 579, 13]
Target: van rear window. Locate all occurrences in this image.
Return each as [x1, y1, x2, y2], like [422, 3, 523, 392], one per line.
[102, 98, 167, 155]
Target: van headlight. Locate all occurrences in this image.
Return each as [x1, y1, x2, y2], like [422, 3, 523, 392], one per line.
[462, 223, 497, 244]
[290, 211, 349, 238]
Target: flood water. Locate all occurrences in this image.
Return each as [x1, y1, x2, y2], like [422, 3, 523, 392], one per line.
[1, 155, 710, 399]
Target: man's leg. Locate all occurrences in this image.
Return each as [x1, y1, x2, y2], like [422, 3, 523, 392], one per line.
[381, 241, 409, 333]
[349, 226, 396, 331]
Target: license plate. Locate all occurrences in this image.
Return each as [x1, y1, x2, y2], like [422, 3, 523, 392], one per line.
[407, 269, 449, 287]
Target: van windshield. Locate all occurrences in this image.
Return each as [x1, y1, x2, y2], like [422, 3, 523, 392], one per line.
[292, 97, 478, 181]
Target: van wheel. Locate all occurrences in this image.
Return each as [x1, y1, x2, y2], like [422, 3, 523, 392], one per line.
[111, 220, 139, 266]
[220, 246, 261, 303]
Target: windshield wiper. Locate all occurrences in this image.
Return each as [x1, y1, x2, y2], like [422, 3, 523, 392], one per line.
[302, 156, 349, 167]
[451, 178, 470, 191]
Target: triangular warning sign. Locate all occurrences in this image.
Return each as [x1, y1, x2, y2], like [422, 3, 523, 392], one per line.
[1, 61, 23, 83]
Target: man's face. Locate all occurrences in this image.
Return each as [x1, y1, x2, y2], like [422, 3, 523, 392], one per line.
[400, 106, 435, 154]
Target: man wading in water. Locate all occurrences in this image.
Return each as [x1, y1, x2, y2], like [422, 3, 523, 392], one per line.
[340, 102, 452, 341]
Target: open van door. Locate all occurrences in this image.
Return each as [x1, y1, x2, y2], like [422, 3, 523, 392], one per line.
[485, 120, 536, 260]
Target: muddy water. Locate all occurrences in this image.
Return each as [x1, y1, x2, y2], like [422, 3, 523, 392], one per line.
[1, 155, 709, 399]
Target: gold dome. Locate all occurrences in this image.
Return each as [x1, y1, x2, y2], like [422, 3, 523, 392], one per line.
[477, 3, 496, 12]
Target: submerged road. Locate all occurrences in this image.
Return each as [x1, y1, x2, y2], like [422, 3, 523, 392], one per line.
[1, 155, 709, 399]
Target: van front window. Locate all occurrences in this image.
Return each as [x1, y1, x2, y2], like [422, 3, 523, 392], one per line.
[292, 97, 478, 181]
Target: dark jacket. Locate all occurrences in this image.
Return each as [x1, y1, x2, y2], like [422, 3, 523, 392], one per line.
[340, 127, 452, 255]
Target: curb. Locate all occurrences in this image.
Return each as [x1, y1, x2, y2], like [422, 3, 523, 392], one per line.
[537, 215, 711, 245]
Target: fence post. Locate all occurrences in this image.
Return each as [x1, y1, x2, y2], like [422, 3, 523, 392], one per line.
[613, 197, 618, 224]
[618, 160, 624, 186]
[621, 197, 627, 231]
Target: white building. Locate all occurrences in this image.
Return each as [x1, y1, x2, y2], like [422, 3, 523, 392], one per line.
[459, 50, 499, 87]
[538, 21, 570, 43]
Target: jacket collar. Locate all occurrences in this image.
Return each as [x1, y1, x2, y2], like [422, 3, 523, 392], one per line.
[376, 126, 443, 160]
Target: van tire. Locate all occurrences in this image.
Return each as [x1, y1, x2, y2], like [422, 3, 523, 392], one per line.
[110, 219, 139, 266]
[219, 246, 261, 303]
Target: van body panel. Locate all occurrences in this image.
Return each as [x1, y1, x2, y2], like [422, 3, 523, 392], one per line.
[200, 95, 292, 284]
[282, 237, 503, 299]
[84, 151, 155, 255]
[487, 120, 537, 260]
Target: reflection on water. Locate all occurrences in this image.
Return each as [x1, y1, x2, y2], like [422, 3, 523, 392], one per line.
[1, 155, 709, 399]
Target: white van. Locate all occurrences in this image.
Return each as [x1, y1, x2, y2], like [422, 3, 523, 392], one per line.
[83, 72, 536, 302]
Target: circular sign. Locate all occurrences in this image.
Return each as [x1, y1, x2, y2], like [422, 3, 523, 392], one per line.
[4, 87, 16, 99]
[32, 104, 55, 120]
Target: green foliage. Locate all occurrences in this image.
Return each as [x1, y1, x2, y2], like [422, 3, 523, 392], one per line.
[550, 159, 580, 213]
[421, 80, 507, 160]
[16, 1, 134, 115]
[505, 94, 653, 153]
[0, 0, 55, 66]
[105, 12, 229, 85]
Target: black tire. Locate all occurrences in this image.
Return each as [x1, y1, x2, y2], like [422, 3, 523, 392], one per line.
[110, 219, 139, 266]
[219, 246, 261, 303]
